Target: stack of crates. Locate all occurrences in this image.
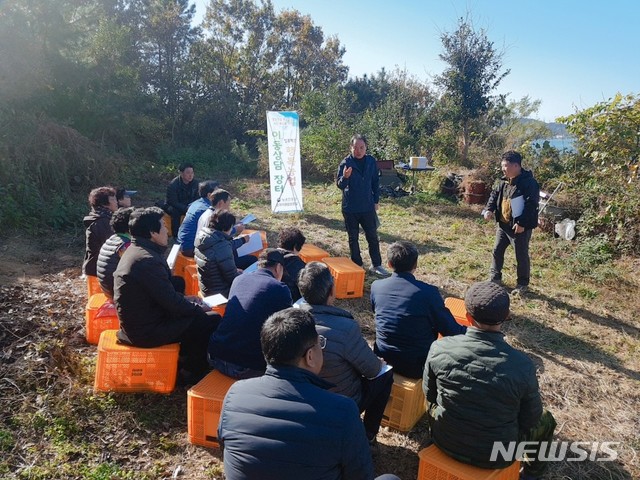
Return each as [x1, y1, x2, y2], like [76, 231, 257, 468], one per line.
[322, 257, 365, 299]
[298, 243, 330, 264]
[444, 297, 473, 327]
[381, 373, 426, 432]
[94, 330, 179, 394]
[85, 293, 119, 345]
[417, 444, 520, 480]
[187, 370, 238, 447]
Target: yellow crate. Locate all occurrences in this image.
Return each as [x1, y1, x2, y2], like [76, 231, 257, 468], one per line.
[94, 330, 179, 394]
[298, 243, 330, 264]
[187, 370, 238, 448]
[85, 293, 119, 345]
[418, 444, 520, 480]
[322, 257, 365, 299]
[381, 373, 426, 431]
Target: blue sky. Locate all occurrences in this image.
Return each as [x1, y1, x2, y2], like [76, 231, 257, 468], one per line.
[192, 0, 639, 122]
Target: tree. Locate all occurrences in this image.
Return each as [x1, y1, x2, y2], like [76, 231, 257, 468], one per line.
[273, 9, 347, 109]
[139, 0, 200, 140]
[435, 16, 509, 165]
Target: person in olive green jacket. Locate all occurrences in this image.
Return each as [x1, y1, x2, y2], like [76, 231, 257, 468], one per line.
[424, 281, 555, 480]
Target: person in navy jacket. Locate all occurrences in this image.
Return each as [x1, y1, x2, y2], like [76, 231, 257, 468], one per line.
[218, 308, 400, 480]
[336, 134, 388, 276]
[371, 241, 466, 378]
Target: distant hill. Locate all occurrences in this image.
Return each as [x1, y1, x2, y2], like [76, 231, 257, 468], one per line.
[521, 118, 569, 137]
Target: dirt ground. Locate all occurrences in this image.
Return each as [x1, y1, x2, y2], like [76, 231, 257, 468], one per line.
[1, 204, 639, 480]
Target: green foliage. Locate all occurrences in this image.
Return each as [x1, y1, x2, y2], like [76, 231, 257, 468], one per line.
[558, 94, 640, 253]
[436, 16, 509, 164]
[0, 429, 14, 452]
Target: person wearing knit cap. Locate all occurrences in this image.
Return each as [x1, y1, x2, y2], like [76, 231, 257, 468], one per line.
[424, 281, 556, 480]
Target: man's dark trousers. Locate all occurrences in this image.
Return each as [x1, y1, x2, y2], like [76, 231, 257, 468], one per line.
[490, 223, 533, 286]
[343, 210, 382, 267]
[359, 368, 394, 440]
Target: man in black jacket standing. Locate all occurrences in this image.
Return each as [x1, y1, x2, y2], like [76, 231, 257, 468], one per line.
[483, 151, 540, 295]
[114, 207, 218, 380]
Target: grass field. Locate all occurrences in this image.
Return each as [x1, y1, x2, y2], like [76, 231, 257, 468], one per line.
[0, 178, 638, 479]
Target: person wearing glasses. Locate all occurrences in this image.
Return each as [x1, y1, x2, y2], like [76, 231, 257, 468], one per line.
[218, 308, 400, 480]
[297, 261, 393, 448]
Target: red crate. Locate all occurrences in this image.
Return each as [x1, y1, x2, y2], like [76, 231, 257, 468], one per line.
[381, 373, 426, 432]
[187, 370, 238, 448]
[86, 293, 119, 345]
[417, 444, 520, 480]
[298, 243, 330, 264]
[322, 257, 365, 299]
[94, 330, 179, 394]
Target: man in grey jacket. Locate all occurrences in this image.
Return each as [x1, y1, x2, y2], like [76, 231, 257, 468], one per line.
[424, 281, 556, 479]
[298, 261, 393, 445]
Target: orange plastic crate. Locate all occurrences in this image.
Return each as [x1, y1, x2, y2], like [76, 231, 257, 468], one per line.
[94, 330, 179, 394]
[444, 297, 473, 327]
[187, 370, 238, 447]
[417, 444, 520, 480]
[381, 373, 426, 432]
[243, 229, 269, 258]
[86, 275, 101, 297]
[298, 243, 330, 264]
[86, 293, 119, 345]
[163, 214, 185, 238]
[185, 264, 199, 296]
[322, 257, 365, 299]
[173, 251, 196, 280]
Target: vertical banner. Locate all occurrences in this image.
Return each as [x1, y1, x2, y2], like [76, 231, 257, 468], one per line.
[266, 111, 303, 213]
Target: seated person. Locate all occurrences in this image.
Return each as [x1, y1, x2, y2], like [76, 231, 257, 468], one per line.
[114, 207, 220, 379]
[298, 261, 393, 445]
[371, 241, 466, 378]
[115, 187, 136, 208]
[208, 249, 292, 379]
[276, 227, 307, 301]
[164, 162, 199, 237]
[177, 180, 219, 257]
[219, 308, 400, 480]
[197, 188, 254, 270]
[194, 210, 245, 297]
[83, 186, 118, 278]
[424, 281, 556, 480]
[97, 207, 134, 298]
[197, 188, 244, 236]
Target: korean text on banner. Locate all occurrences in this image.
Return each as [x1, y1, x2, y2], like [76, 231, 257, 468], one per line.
[266, 111, 303, 213]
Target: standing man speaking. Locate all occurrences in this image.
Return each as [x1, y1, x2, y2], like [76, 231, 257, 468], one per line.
[337, 134, 389, 277]
[483, 150, 539, 295]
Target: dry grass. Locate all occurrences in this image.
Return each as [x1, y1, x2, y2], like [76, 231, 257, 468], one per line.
[0, 178, 638, 479]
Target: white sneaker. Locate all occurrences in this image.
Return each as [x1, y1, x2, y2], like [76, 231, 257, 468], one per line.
[369, 265, 390, 276]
